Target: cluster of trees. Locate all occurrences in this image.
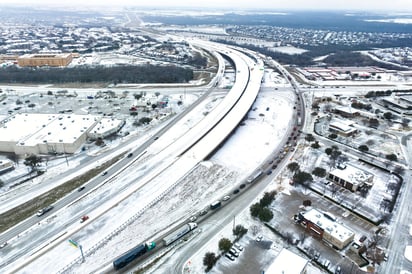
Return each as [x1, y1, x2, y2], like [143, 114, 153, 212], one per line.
[187, 52, 208, 68]
[322, 51, 380, 67]
[214, 37, 412, 70]
[365, 90, 393, 98]
[0, 65, 193, 84]
[351, 101, 372, 111]
[250, 191, 277, 222]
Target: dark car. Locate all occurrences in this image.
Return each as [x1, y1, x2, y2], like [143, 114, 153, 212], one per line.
[78, 186, 85, 192]
[233, 189, 240, 194]
[102, 171, 108, 176]
[127, 153, 133, 158]
[199, 210, 208, 216]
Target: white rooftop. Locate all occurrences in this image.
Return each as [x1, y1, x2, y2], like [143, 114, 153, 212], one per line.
[302, 208, 354, 243]
[265, 248, 307, 274]
[90, 118, 124, 135]
[0, 113, 98, 146]
[329, 164, 374, 187]
[329, 117, 356, 133]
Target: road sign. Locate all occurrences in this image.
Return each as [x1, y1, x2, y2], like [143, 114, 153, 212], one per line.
[68, 239, 78, 248]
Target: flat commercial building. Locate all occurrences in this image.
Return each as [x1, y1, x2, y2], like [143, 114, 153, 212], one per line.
[329, 118, 357, 137]
[88, 118, 125, 140]
[265, 248, 308, 274]
[328, 164, 374, 192]
[297, 208, 355, 250]
[0, 113, 122, 155]
[17, 53, 73, 67]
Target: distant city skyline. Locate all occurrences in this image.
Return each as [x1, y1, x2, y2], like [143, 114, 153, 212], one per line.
[1, 0, 412, 12]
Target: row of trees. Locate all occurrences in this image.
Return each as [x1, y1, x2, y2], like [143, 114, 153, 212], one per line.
[0, 65, 193, 84]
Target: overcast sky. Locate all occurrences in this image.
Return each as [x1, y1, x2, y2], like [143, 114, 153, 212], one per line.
[1, 0, 412, 12]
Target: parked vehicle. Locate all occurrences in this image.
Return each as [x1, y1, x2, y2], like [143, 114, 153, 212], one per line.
[335, 266, 342, 274]
[225, 253, 235, 261]
[222, 195, 230, 201]
[189, 216, 197, 222]
[162, 223, 197, 246]
[199, 210, 208, 216]
[36, 205, 54, 217]
[113, 242, 156, 270]
[234, 243, 243, 251]
[256, 235, 263, 242]
[229, 248, 239, 257]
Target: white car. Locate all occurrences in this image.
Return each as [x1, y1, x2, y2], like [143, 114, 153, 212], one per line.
[256, 235, 263, 242]
[222, 195, 230, 201]
[225, 253, 235, 261]
[234, 243, 243, 251]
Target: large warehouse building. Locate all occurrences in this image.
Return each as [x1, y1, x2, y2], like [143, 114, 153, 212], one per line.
[17, 53, 73, 67]
[0, 113, 121, 155]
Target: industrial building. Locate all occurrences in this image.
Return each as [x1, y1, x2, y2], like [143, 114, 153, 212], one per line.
[17, 53, 73, 67]
[0, 113, 122, 155]
[296, 208, 355, 250]
[328, 163, 374, 192]
[265, 248, 308, 274]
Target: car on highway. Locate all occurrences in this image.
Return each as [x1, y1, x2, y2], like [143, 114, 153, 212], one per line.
[222, 195, 230, 201]
[0, 242, 7, 249]
[77, 186, 85, 192]
[36, 205, 54, 217]
[80, 215, 89, 223]
[127, 153, 133, 158]
[101, 171, 108, 176]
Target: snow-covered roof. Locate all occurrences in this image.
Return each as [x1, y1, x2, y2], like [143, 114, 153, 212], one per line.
[329, 164, 374, 187]
[0, 113, 99, 147]
[301, 208, 354, 243]
[265, 248, 307, 274]
[329, 118, 356, 133]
